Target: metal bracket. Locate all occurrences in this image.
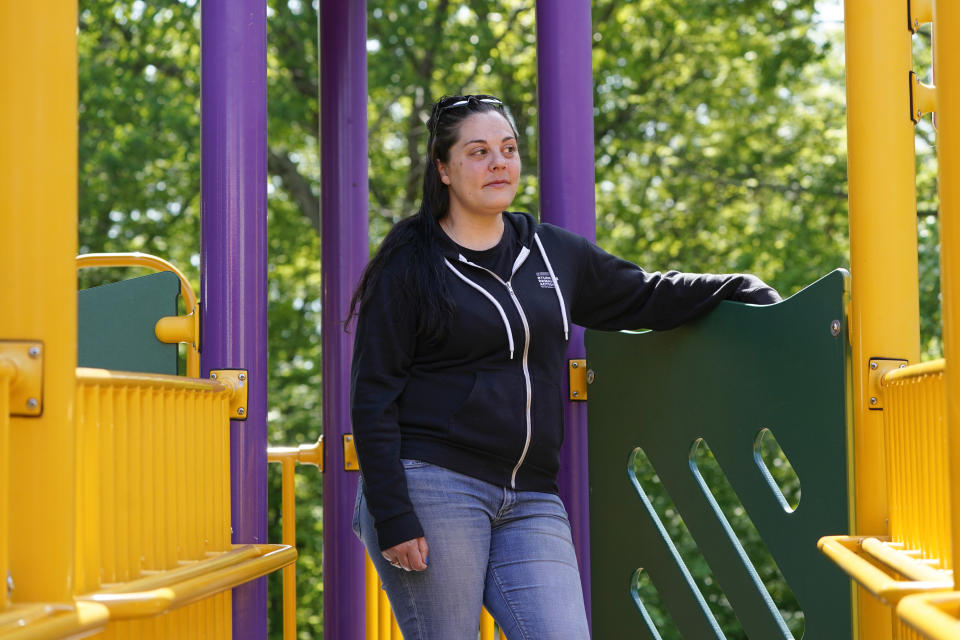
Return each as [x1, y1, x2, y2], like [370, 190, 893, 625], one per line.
[868, 358, 908, 410]
[908, 0, 933, 33]
[155, 302, 200, 351]
[343, 434, 359, 471]
[209, 369, 248, 420]
[0, 341, 44, 417]
[569, 359, 588, 401]
[910, 71, 937, 124]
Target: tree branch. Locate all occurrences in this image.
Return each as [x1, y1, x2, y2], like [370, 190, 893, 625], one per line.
[268, 149, 321, 234]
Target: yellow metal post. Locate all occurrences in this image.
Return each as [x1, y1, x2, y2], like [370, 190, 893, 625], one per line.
[0, 361, 11, 611]
[933, 0, 960, 595]
[0, 0, 78, 605]
[281, 457, 297, 639]
[365, 554, 379, 640]
[844, 1, 922, 638]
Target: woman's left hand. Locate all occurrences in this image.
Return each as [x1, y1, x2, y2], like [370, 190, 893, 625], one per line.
[382, 536, 430, 572]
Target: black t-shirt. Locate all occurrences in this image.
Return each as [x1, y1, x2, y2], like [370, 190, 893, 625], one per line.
[447, 217, 523, 282]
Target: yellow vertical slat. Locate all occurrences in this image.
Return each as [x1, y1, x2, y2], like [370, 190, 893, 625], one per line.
[114, 385, 130, 583]
[188, 391, 199, 560]
[480, 608, 495, 640]
[156, 390, 167, 569]
[933, 0, 960, 593]
[219, 395, 231, 551]
[125, 387, 141, 580]
[281, 457, 297, 639]
[200, 392, 211, 554]
[378, 575, 392, 638]
[76, 385, 101, 594]
[175, 390, 187, 563]
[0, 365, 10, 610]
[163, 391, 176, 568]
[0, 0, 78, 606]
[105, 385, 119, 584]
[209, 393, 220, 551]
[936, 380, 950, 569]
[365, 553, 379, 640]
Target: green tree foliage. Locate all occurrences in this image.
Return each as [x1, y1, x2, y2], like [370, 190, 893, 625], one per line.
[590, 0, 848, 297]
[76, 0, 940, 637]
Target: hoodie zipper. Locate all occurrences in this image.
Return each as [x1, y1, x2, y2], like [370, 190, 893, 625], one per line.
[452, 256, 533, 489]
[503, 280, 533, 488]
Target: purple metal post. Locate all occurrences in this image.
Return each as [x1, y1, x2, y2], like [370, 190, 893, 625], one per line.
[320, 0, 369, 638]
[535, 0, 597, 625]
[200, 1, 268, 638]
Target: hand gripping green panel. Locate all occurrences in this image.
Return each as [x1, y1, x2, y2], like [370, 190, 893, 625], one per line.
[587, 269, 852, 639]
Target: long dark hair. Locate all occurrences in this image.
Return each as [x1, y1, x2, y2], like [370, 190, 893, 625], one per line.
[348, 95, 519, 343]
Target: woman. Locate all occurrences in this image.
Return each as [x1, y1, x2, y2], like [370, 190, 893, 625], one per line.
[349, 94, 779, 639]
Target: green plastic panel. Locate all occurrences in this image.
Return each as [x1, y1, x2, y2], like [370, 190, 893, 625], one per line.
[78, 271, 180, 375]
[587, 269, 852, 639]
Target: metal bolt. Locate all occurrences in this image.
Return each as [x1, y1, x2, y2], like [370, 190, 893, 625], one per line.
[830, 319, 841, 336]
[572, 390, 579, 398]
[210, 372, 218, 379]
[237, 407, 245, 416]
[238, 373, 246, 381]
[7, 571, 13, 595]
[28, 346, 40, 359]
[26, 398, 38, 410]
[571, 361, 579, 369]
[870, 397, 878, 405]
[587, 370, 595, 384]
[917, 109, 923, 119]
[870, 361, 878, 370]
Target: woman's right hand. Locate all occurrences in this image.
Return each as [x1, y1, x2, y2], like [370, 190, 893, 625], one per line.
[382, 536, 429, 572]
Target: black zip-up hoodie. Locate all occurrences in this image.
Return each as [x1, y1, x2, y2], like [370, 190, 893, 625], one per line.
[351, 211, 780, 550]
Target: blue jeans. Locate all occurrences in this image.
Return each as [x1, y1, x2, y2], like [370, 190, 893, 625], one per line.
[353, 460, 591, 640]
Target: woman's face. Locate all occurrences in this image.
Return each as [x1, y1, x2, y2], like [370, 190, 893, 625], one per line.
[436, 110, 521, 220]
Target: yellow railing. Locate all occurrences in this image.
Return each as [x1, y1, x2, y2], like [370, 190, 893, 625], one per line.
[898, 592, 960, 639]
[75, 368, 232, 589]
[68, 368, 294, 638]
[76, 253, 201, 378]
[0, 603, 110, 640]
[883, 361, 951, 570]
[266, 438, 323, 640]
[819, 361, 955, 637]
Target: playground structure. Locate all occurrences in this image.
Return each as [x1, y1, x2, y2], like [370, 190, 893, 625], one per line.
[1, 0, 959, 639]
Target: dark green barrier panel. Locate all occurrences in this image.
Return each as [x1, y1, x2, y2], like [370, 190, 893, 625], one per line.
[78, 271, 180, 375]
[587, 269, 852, 639]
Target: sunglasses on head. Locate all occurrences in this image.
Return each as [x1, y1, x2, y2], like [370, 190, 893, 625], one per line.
[430, 95, 504, 135]
[437, 95, 503, 112]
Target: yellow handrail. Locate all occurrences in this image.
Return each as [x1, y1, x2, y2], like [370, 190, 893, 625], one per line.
[818, 536, 952, 606]
[76, 544, 296, 619]
[267, 437, 323, 640]
[0, 602, 110, 639]
[898, 592, 960, 639]
[76, 252, 200, 378]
